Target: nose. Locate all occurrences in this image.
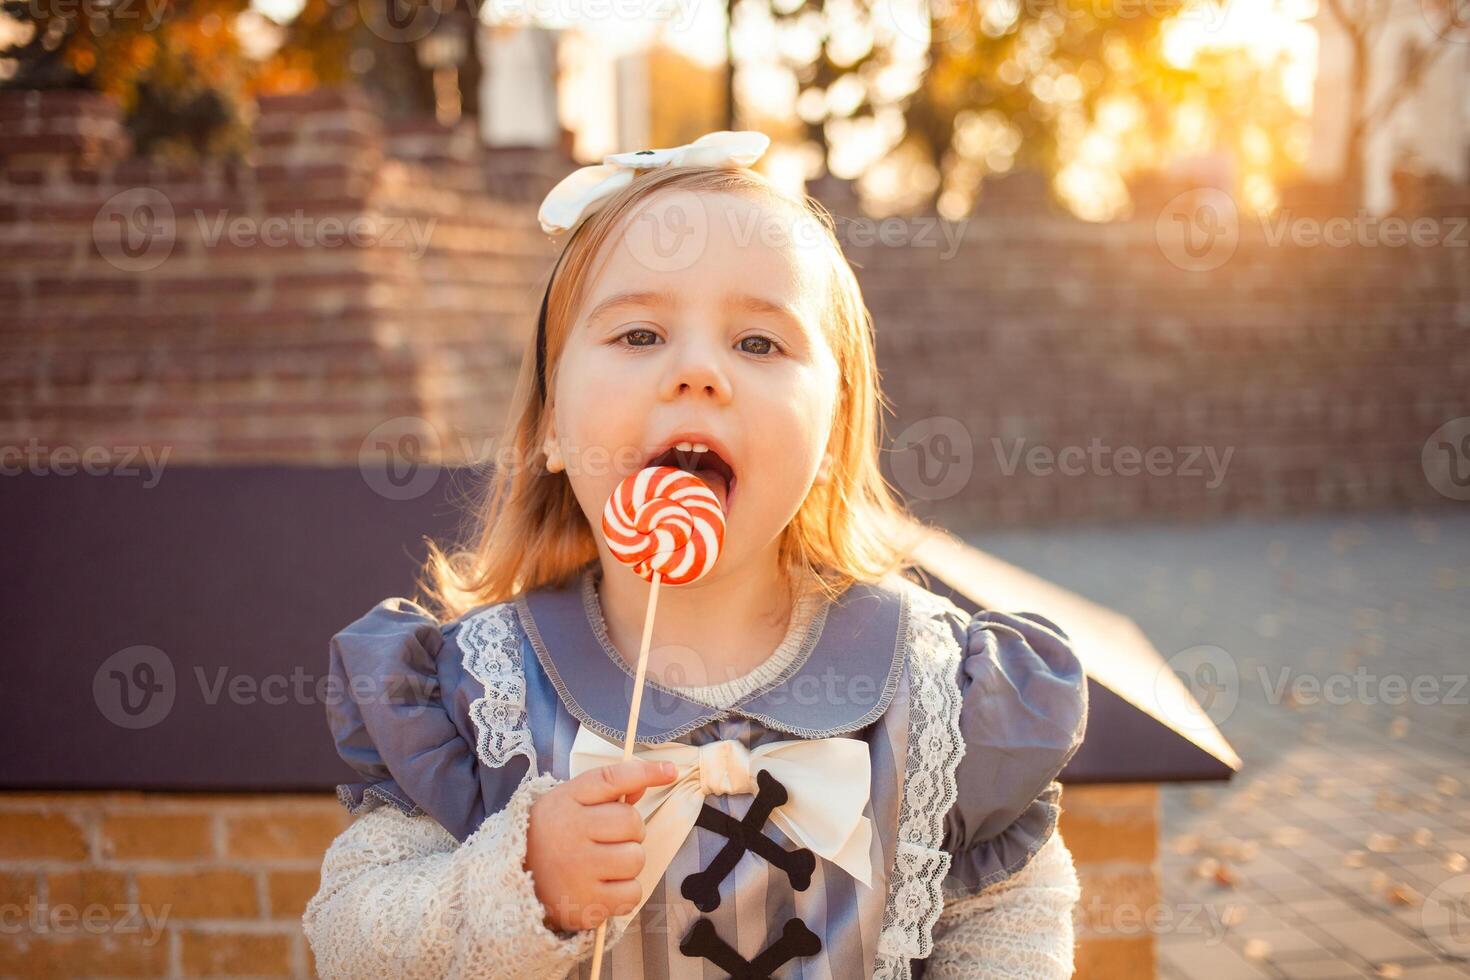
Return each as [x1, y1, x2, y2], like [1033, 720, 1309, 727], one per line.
[658, 333, 732, 404]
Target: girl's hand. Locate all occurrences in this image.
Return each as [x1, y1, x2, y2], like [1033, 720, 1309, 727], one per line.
[524, 759, 677, 933]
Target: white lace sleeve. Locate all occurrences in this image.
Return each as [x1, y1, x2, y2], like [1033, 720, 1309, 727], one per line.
[303, 771, 628, 980]
[924, 832, 1082, 980]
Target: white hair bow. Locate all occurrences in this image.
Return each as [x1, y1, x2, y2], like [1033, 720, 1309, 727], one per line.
[537, 130, 772, 235]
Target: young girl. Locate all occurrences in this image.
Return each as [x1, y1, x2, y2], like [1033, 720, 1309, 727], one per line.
[303, 131, 1088, 979]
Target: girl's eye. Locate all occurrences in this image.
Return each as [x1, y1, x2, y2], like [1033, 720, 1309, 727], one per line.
[738, 334, 783, 356]
[616, 329, 783, 356]
[617, 327, 661, 347]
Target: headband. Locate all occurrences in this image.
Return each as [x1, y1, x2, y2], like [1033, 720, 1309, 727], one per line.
[533, 130, 773, 403]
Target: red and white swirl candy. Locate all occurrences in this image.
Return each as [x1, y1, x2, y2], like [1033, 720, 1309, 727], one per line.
[601, 466, 725, 585]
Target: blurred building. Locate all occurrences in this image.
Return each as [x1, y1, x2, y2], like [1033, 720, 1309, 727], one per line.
[478, 23, 560, 148]
[485, 22, 725, 160]
[614, 45, 728, 156]
[1307, 0, 1470, 212]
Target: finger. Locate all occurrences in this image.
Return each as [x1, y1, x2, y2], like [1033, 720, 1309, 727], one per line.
[572, 760, 676, 805]
[593, 841, 646, 881]
[583, 802, 644, 843]
[598, 879, 643, 917]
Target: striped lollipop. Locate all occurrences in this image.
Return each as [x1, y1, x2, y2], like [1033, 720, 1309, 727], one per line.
[601, 466, 725, 586]
[589, 465, 726, 978]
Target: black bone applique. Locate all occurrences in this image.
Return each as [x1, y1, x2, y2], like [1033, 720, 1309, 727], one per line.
[679, 768, 824, 976]
[679, 917, 821, 979]
[680, 769, 816, 913]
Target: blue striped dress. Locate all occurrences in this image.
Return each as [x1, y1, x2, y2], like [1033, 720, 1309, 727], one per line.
[327, 560, 1088, 979]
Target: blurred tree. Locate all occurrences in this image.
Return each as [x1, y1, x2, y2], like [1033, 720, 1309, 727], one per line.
[1, 0, 256, 158]
[900, 0, 1149, 213]
[1320, 0, 1468, 207]
[750, 0, 1307, 217]
[259, 0, 482, 124]
[0, 0, 485, 157]
[756, 0, 891, 163]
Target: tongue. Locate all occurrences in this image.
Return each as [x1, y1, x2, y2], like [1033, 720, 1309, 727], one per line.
[692, 470, 730, 510]
[665, 450, 731, 511]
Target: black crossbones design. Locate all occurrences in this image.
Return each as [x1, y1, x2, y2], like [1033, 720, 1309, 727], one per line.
[678, 767, 825, 975]
[679, 916, 821, 979]
[680, 769, 816, 913]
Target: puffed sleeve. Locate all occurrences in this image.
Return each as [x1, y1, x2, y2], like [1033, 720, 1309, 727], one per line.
[940, 610, 1088, 900]
[327, 598, 532, 843]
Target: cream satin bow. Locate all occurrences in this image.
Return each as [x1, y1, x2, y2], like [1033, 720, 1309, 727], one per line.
[537, 131, 772, 235]
[568, 724, 875, 931]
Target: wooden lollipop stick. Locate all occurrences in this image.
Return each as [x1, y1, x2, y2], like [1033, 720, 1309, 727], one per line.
[588, 569, 661, 980]
[621, 569, 662, 762]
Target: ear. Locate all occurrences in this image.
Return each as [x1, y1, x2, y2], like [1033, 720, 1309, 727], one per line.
[814, 415, 838, 486]
[542, 419, 565, 474]
[813, 449, 833, 486]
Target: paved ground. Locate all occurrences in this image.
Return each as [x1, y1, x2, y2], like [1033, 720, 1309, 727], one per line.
[972, 509, 1470, 980]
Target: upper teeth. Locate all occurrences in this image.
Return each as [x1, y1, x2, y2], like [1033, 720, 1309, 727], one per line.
[675, 442, 709, 452]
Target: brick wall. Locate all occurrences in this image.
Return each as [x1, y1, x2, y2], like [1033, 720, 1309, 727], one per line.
[1061, 785, 1161, 979]
[854, 193, 1470, 530]
[0, 792, 348, 977]
[0, 785, 1150, 979]
[3, 86, 1467, 532]
[0, 87, 560, 466]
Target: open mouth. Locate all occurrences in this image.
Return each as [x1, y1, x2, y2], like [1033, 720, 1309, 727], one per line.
[644, 443, 737, 512]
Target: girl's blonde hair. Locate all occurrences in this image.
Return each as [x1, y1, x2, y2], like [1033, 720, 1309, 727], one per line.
[417, 163, 930, 621]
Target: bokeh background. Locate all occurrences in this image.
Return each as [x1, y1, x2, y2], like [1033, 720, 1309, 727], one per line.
[1, 0, 1468, 976]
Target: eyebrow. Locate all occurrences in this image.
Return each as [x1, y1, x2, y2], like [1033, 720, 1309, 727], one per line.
[584, 289, 808, 332]
[584, 290, 677, 323]
[726, 293, 805, 328]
